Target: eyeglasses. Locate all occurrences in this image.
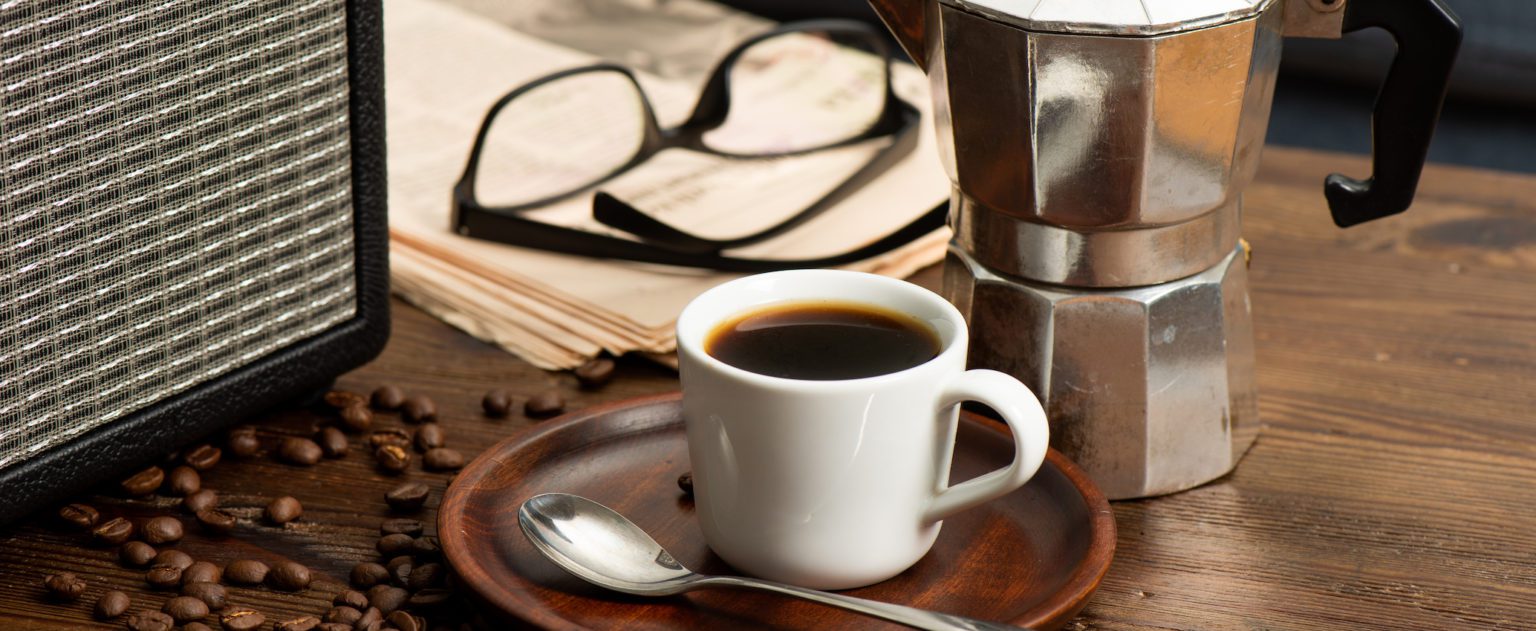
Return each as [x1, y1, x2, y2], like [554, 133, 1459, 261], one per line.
[450, 20, 943, 272]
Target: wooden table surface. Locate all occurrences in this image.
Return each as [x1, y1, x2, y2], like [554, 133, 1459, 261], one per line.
[2, 146, 1535, 630]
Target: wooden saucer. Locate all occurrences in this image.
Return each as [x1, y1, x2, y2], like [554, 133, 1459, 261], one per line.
[439, 392, 1114, 630]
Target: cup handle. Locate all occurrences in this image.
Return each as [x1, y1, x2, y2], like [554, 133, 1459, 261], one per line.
[924, 369, 1050, 524]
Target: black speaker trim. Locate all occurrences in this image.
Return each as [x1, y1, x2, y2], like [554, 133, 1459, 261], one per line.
[0, 0, 391, 525]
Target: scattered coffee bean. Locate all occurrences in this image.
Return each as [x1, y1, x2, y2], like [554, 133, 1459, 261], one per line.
[183, 488, 218, 513]
[318, 426, 349, 457]
[375, 445, 411, 473]
[339, 404, 373, 433]
[142, 516, 184, 545]
[58, 503, 100, 529]
[120, 541, 157, 567]
[220, 607, 265, 631]
[325, 389, 366, 409]
[388, 556, 413, 586]
[333, 592, 368, 614]
[367, 584, 408, 614]
[43, 572, 86, 600]
[163, 596, 209, 624]
[126, 610, 175, 631]
[481, 389, 512, 417]
[317, 623, 352, 631]
[324, 605, 362, 626]
[182, 581, 227, 609]
[184, 444, 222, 470]
[406, 588, 453, 608]
[524, 390, 565, 418]
[195, 508, 237, 535]
[354, 607, 383, 630]
[410, 535, 441, 558]
[165, 465, 201, 496]
[369, 428, 411, 449]
[678, 471, 694, 496]
[223, 559, 269, 585]
[278, 437, 323, 465]
[181, 561, 220, 585]
[93, 517, 135, 546]
[145, 564, 183, 589]
[574, 357, 616, 388]
[387, 610, 422, 631]
[185, 623, 215, 631]
[371, 385, 405, 410]
[274, 615, 321, 631]
[377, 533, 415, 557]
[153, 549, 194, 570]
[422, 447, 464, 471]
[226, 427, 261, 458]
[266, 496, 303, 525]
[380, 518, 424, 537]
[384, 483, 429, 511]
[413, 423, 445, 452]
[94, 589, 130, 619]
[122, 466, 165, 496]
[407, 562, 444, 590]
[401, 395, 437, 423]
[267, 560, 312, 591]
[350, 562, 390, 587]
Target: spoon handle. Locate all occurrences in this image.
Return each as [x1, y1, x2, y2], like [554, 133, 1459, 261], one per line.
[698, 575, 1023, 631]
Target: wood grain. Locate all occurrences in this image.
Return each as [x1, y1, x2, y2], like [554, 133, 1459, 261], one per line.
[1, 146, 1534, 630]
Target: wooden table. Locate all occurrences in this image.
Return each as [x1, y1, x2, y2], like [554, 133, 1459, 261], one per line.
[2, 146, 1534, 629]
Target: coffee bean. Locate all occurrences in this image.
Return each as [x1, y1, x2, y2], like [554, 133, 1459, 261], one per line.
[145, 564, 183, 589]
[266, 496, 303, 524]
[407, 562, 444, 590]
[574, 357, 616, 388]
[219, 608, 264, 631]
[422, 448, 464, 471]
[379, 518, 424, 537]
[377, 533, 415, 557]
[334, 589, 369, 610]
[183, 488, 218, 513]
[366, 584, 408, 614]
[325, 389, 366, 409]
[182, 561, 220, 585]
[388, 556, 413, 586]
[481, 389, 512, 417]
[411, 535, 441, 558]
[372, 385, 405, 410]
[195, 508, 237, 535]
[406, 588, 453, 608]
[94, 589, 130, 619]
[58, 503, 100, 529]
[273, 615, 321, 631]
[184, 444, 222, 470]
[153, 549, 194, 570]
[350, 562, 390, 587]
[413, 423, 445, 452]
[142, 516, 184, 545]
[339, 404, 373, 433]
[524, 390, 565, 418]
[227, 427, 261, 458]
[163, 596, 209, 624]
[678, 471, 694, 495]
[278, 437, 323, 465]
[120, 541, 157, 567]
[163, 465, 201, 496]
[317, 622, 352, 631]
[354, 607, 383, 630]
[122, 466, 165, 496]
[318, 427, 349, 457]
[375, 445, 411, 473]
[387, 610, 422, 631]
[223, 559, 269, 585]
[182, 581, 227, 609]
[43, 572, 86, 600]
[268, 560, 312, 591]
[369, 428, 411, 449]
[185, 623, 215, 631]
[126, 610, 175, 631]
[401, 395, 437, 423]
[384, 483, 429, 511]
[323, 606, 362, 625]
[93, 516, 134, 546]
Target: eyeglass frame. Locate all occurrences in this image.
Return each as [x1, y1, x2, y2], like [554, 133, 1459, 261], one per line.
[449, 19, 941, 272]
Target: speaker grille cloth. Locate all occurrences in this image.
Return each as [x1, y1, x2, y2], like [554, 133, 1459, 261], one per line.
[0, 0, 358, 470]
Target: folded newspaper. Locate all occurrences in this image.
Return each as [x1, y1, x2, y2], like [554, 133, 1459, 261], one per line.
[385, 0, 951, 369]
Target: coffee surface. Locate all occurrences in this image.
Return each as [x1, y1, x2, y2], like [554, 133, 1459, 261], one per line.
[706, 301, 940, 380]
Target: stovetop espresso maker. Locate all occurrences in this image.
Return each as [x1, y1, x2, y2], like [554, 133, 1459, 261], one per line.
[869, 0, 1461, 498]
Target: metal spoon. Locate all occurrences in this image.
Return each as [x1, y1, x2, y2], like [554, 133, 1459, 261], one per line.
[518, 492, 1021, 631]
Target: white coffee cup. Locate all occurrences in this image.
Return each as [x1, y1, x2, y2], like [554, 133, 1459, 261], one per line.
[676, 269, 1049, 590]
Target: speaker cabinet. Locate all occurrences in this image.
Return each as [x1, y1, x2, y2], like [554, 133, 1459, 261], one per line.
[0, 0, 389, 521]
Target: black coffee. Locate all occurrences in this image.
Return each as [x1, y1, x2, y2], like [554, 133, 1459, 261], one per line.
[706, 301, 940, 380]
